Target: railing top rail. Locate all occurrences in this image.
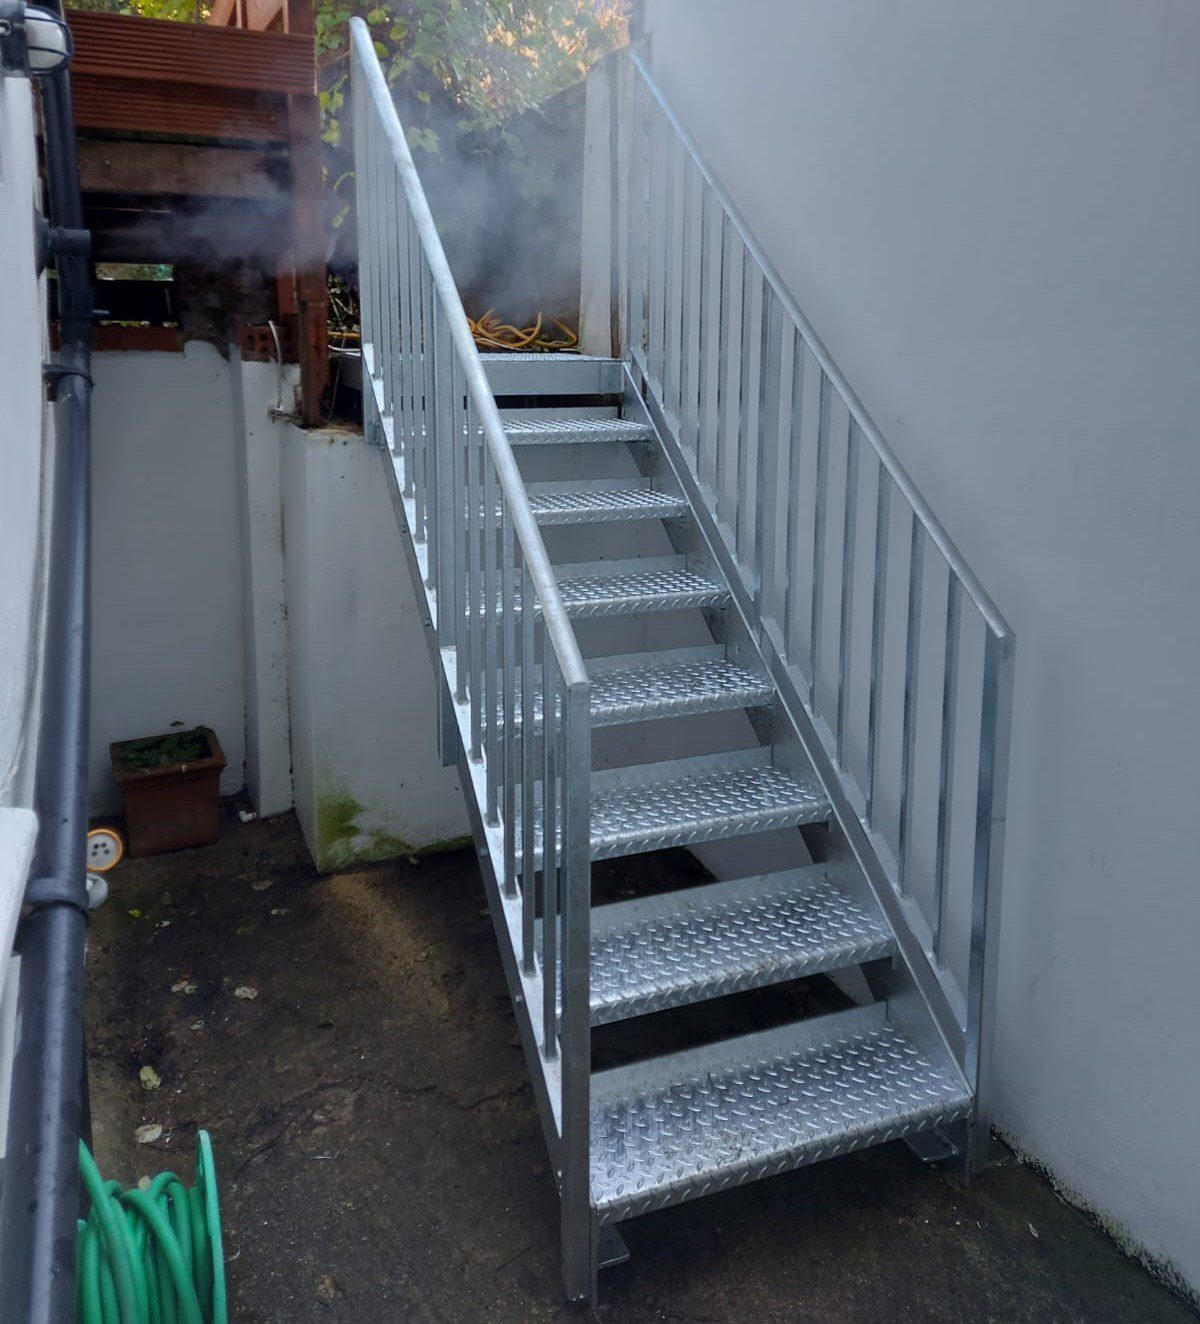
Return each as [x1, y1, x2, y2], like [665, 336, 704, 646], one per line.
[630, 50, 1013, 647]
[352, 18, 588, 690]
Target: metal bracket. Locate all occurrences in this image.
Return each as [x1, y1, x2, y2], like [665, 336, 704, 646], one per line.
[597, 1223, 630, 1270]
[904, 1125, 960, 1165]
[24, 871, 90, 913]
[42, 362, 92, 401]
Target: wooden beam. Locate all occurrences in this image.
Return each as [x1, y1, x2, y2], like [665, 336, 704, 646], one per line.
[66, 10, 315, 97]
[286, 0, 328, 425]
[245, 0, 285, 31]
[72, 75, 288, 142]
[78, 141, 283, 200]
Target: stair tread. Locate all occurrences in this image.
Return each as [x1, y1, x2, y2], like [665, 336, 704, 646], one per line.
[580, 754, 829, 860]
[589, 869, 896, 1025]
[502, 415, 655, 445]
[505, 655, 773, 731]
[589, 1008, 971, 1221]
[470, 564, 729, 623]
[528, 486, 687, 525]
[554, 566, 729, 618]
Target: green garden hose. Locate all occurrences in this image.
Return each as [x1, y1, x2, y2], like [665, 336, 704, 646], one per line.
[76, 1131, 227, 1324]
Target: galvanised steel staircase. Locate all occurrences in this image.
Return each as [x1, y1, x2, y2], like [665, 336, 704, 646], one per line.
[351, 24, 1014, 1303]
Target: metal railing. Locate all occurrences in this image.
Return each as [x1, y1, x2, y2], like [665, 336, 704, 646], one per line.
[350, 20, 593, 1289]
[619, 52, 1014, 1163]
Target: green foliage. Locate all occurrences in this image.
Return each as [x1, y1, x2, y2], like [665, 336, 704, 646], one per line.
[69, 0, 213, 20]
[113, 727, 212, 773]
[317, 0, 628, 147]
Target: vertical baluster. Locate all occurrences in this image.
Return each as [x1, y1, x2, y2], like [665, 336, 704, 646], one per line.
[715, 221, 737, 531]
[397, 203, 413, 488]
[381, 156, 397, 426]
[808, 370, 831, 706]
[557, 671, 591, 1301]
[408, 223, 425, 530]
[483, 446, 500, 823]
[369, 128, 384, 386]
[835, 419, 860, 768]
[695, 187, 714, 492]
[501, 514, 517, 894]
[467, 400, 483, 755]
[430, 298, 449, 625]
[646, 106, 666, 392]
[541, 648, 559, 1057]
[964, 627, 1014, 1173]
[678, 158, 697, 463]
[736, 253, 759, 566]
[627, 72, 648, 363]
[866, 464, 891, 823]
[520, 563, 537, 972]
[897, 515, 925, 893]
[754, 287, 782, 611]
[355, 79, 375, 368]
[422, 265, 439, 592]
[783, 333, 808, 657]
[450, 357, 468, 701]
[661, 132, 679, 416]
[932, 576, 961, 960]
[415, 226, 429, 530]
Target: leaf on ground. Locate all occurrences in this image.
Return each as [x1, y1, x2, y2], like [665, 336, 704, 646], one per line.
[171, 979, 198, 994]
[251, 879, 273, 892]
[139, 1065, 162, 1092]
[234, 985, 259, 1000]
[135, 1123, 163, 1145]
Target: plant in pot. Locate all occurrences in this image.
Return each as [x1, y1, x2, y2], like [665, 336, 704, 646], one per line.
[110, 725, 227, 858]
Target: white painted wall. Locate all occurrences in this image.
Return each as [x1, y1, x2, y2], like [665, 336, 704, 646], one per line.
[0, 80, 49, 809]
[230, 359, 296, 817]
[87, 343, 465, 866]
[89, 344, 247, 810]
[0, 79, 46, 1157]
[642, 0, 1200, 1294]
[282, 428, 468, 870]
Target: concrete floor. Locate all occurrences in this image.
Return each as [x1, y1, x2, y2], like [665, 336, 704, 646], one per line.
[86, 810, 1196, 1323]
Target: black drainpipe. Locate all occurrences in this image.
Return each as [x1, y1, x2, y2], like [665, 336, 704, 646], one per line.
[0, 11, 94, 1319]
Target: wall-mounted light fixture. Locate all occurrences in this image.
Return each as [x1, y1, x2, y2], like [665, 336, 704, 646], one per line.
[0, 0, 73, 79]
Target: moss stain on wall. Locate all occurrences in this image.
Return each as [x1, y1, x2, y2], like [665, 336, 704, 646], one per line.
[315, 779, 413, 872]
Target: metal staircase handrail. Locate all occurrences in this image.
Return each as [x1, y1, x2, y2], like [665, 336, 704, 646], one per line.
[351, 19, 586, 693]
[351, 22, 593, 1290]
[629, 50, 1011, 645]
[620, 51, 1015, 1167]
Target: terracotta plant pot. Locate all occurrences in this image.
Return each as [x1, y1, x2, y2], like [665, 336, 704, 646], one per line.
[111, 727, 227, 858]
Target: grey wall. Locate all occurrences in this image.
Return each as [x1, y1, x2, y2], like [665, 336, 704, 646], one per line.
[90, 345, 248, 811]
[643, 0, 1200, 1294]
[281, 428, 468, 870]
[0, 80, 49, 808]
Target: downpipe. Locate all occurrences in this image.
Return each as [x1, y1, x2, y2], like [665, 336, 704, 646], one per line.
[0, 29, 94, 1324]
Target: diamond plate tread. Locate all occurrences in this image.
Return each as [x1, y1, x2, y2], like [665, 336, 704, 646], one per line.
[502, 416, 656, 445]
[554, 567, 729, 618]
[589, 870, 896, 1025]
[581, 759, 829, 860]
[468, 567, 729, 627]
[482, 353, 618, 363]
[501, 656, 773, 733]
[528, 487, 688, 525]
[589, 1011, 972, 1221]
